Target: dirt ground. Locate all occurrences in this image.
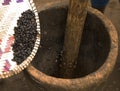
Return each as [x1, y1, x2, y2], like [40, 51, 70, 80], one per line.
[0, 0, 120, 91]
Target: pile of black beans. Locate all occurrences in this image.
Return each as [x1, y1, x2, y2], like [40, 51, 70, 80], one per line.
[12, 10, 37, 64]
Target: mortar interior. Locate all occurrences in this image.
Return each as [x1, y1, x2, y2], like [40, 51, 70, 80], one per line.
[31, 7, 110, 78]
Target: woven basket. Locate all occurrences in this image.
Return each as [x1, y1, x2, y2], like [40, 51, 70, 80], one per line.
[0, 0, 40, 79]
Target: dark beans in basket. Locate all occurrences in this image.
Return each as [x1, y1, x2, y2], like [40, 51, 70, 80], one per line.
[12, 10, 37, 64]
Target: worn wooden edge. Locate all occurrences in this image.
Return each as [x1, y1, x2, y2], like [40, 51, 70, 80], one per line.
[0, 0, 41, 79]
[34, 0, 69, 12]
